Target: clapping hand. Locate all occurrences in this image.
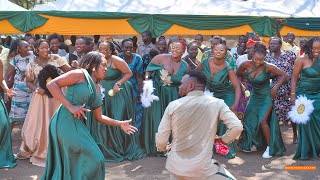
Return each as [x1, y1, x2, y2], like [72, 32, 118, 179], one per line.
[6, 88, 15, 97]
[71, 60, 79, 69]
[120, 119, 138, 135]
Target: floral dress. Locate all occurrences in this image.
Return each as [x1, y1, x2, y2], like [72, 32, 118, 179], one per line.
[265, 51, 296, 122]
[9, 52, 35, 122]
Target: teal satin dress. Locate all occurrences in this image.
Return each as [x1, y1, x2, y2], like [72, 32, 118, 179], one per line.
[238, 63, 286, 156]
[0, 96, 16, 168]
[90, 59, 146, 162]
[202, 58, 236, 159]
[141, 61, 188, 155]
[42, 70, 105, 180]
[293, 57, 320, 160]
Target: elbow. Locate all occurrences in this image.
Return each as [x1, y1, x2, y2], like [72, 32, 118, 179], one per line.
[233, 125, 244, 138]
[46, 82, 54, 92]
[155, 133, 166, 152]
[93, 112, 103, 123]
[126, 71, 133, 79]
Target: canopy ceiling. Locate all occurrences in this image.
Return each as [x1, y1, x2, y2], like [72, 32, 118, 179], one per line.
[1, 0, 320, 36]
[33, 0, 320, 17]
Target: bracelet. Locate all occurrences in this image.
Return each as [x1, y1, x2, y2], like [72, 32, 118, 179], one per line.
[145, 75, 149, 79]
[115, 82, 121, 87]
[290, 92, 296, 95]
[35, 87, 39, 93]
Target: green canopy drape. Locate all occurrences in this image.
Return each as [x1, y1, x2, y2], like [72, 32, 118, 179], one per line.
[0, 11, 47, 32]
[1, 10, 319, 36]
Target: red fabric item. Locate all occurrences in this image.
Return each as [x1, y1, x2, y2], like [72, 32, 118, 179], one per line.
[214, 141, 229, 156]
[246, 39, 256, 47]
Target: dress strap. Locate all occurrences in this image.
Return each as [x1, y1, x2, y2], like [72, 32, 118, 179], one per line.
[311, 56, 320, 72]
[80, 69, 98, 106]
[108, 57, 114, 68]
[263, 62, 267, 72]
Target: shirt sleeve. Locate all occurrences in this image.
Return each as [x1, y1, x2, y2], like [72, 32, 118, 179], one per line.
[218, 100, 243, 144]
[156, 103, 172, 152]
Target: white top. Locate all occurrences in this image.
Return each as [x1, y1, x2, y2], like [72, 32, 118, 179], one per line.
[236, 54, 249, 68]
[156, 91, 243, 178]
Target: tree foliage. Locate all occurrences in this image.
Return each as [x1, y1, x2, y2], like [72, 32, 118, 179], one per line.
[9, 0, 55, 9]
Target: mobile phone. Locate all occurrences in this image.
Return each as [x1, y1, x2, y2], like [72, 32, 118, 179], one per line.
[248, 32, 256, 37]
[170, 37, 178, 42]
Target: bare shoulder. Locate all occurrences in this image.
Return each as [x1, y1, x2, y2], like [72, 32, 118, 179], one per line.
[295, 55, 307, 65]
[112, 55, 126, 64]
[239, 60, 250, 68]
[64, 69, 86, 79]
[152, 54, 170, 64]
[265, 62, 277, 68]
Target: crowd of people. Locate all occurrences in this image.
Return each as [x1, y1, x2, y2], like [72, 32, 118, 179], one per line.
[0, 25, 320, 179]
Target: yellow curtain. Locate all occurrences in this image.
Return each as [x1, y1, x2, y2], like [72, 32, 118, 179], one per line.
[28, 15, 138, 35]
[0, 20, 21, 34]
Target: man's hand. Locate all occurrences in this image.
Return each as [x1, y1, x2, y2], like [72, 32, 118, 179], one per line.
[214, 135, 226, 145]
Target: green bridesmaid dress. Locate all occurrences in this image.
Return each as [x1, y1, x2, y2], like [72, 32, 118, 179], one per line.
[293, 57, 320, 160]
[202, 58, 236, 159]
[42, 70, 105, 180]
[141, 61, 188, 155]
[238, 63, 286, 156]
[0, 96, 16, 168]
[93, 59, 145, 162]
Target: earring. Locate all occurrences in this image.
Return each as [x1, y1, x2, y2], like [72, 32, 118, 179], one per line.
[93, 68, 96, 71]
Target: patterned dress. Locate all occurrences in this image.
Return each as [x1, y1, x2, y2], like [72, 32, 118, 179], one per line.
[265, 51, 296, 122]
[9, 52, 35, 122]
[17, 55, 67, 167]
[119, 53, 144, 132]
[236, 54, 252, 121]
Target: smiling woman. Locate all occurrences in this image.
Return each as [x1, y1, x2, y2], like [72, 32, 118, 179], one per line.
[86, 40, 146, 162]
[196, 43, 241, 159]
[237, 42, 287, 159]
[141, 41, 190, 155]
[119, 39, 144, 133]
[17, 39, 71, 167]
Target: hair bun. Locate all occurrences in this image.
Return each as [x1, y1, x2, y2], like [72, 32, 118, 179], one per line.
[38, 64, 60, 98]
